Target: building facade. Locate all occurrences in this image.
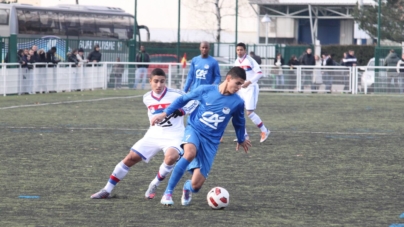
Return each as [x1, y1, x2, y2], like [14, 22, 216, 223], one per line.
[251, 0, 374, 45]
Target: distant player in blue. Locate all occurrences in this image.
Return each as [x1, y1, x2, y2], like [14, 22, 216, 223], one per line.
[183, 41, 221, 92]
[151, 67, 252, 206]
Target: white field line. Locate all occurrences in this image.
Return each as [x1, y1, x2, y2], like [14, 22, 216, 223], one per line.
[0, 95, 143, 110]
[0, 126, 394, 136]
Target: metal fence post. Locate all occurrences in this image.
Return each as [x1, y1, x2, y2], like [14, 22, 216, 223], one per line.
[18, 66, 22, 95]
[103, 63, 108, 89]
[56, 64, 59, 92]
[297, 66, 301, 92]
[91, 63, 95, 90]
[32, 64, 37, 93]
[45, 63, 49, 93]
[80, 64, 83, 91]
[2, 63, 5, 96]
[68, 64, 71, 92]
[168, 63, 172, 88]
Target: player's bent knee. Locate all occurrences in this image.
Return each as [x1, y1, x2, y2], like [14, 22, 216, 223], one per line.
[183, 144, 197, 161]
[164, 149, 180, 165]
[183, 152, 196, 161]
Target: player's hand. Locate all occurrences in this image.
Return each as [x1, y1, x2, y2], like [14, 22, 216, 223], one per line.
[242, 81, 252, 88]
[236, 139, 252, 153]
[172, 109, 184, 118]
[150, 112, 167, 126]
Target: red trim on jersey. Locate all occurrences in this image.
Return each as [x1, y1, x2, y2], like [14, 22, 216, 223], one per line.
[239, 65, 252, 71]
[148, 103, 171, 112]
[151, 87, 167, 101]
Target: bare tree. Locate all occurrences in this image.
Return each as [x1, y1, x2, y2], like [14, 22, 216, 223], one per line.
[183, 0, 253, 43]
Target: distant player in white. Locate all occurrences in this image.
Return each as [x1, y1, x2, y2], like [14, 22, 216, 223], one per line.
[234, 42, 270, 143]
[91, 68, 197, 199]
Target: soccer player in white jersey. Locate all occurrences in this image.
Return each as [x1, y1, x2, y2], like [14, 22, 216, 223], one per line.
[234, 42, 270, 143]
[90, 68, 198, 199]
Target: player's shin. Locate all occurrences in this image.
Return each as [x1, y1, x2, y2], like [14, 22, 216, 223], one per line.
[164, 158, 190, 195]
[104, 161, 130, 193]
[248, 112, 268, 133]
[152, 162, 175, 186]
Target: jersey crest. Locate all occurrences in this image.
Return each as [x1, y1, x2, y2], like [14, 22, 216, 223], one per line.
[199, 111, 225, 130]
[196, 69, 208, 80]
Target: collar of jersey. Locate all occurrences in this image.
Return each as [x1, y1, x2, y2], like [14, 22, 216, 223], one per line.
[151, 87, 168, 101]
[238, 54, 247, 64]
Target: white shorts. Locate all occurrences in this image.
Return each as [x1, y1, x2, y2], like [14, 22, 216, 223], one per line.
[237, 83, 259, 111]
[131, 136, 183, 163]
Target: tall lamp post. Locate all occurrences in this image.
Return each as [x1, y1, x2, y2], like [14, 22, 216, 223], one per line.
[177, 0, 181, 62]
[377, 0, 381, 47]
[235, 0, 238, 58]
[261, 14, 271, 45]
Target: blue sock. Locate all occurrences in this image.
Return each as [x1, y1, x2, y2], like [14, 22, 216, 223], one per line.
[184, 179, 200, 193]
[164, 158, 190, 195]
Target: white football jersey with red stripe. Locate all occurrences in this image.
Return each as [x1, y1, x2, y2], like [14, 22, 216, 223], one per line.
[234, 54, 263, 84]
[143, 87, 197, 138]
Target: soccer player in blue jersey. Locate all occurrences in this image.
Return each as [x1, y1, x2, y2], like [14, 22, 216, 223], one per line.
[183, 41, 221, 92]
[151, 67, 252, 206]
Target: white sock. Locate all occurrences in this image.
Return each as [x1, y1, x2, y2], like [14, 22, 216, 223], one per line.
[104, 161, 130, 193]
[248, 112, 268, 133]
[152, 162, 175, 187]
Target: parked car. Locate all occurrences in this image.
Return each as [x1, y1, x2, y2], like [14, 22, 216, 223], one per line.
[149, 54, 179, 71]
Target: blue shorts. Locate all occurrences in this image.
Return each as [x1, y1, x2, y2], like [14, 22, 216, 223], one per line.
[182, 125, 219, 179]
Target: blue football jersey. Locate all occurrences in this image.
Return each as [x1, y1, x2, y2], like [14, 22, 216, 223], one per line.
[183, 55, 221, 92]
[165, 85, 245, 143]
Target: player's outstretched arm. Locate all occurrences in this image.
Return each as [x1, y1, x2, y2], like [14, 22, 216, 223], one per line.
[150, 112, 167, 126]
[236, 140, 252, 153]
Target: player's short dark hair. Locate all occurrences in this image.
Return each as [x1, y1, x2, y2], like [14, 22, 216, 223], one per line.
[236, 42, 246, 50]
[151, 68, 166, 77]
[227, 67, 246, 80]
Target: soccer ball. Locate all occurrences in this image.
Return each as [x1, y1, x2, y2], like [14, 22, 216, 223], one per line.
[207, 187, 230, 209]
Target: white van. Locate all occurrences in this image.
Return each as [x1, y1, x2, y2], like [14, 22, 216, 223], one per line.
[360, 58, 385, 91]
